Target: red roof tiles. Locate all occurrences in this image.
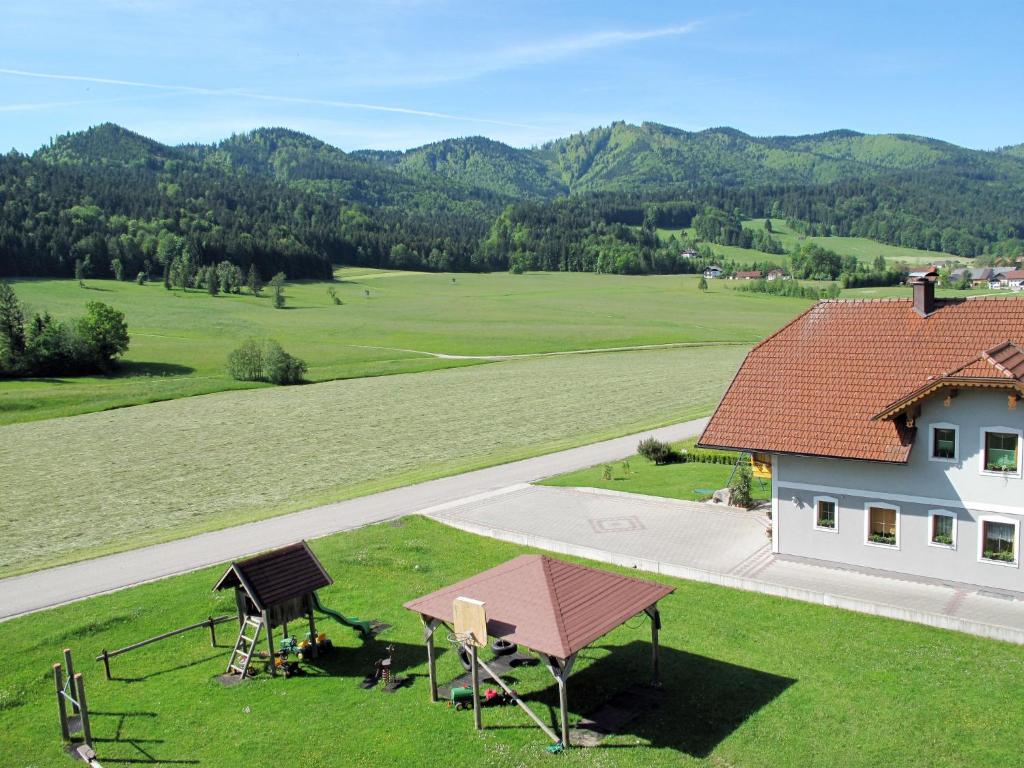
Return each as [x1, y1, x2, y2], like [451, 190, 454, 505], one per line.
[699, 296, 1024, 463]
[403, 555, 672, 659]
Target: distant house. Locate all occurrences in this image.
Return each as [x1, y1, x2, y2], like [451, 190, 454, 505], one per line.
[950, 267, 994, 287]
[1006, 270, 1024, 291]
[703, 265, 723, 279]
[766, 269, 789, 281]
[699, 279, 1024, 592]
[734, 270, 763, 280]
[679, 249, 700, 259]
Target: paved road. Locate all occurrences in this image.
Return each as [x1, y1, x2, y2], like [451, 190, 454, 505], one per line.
[429, 484, 1024, 644]
[0, 418, 708, 621]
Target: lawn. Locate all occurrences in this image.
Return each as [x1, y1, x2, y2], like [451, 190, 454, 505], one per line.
[540, 439, 771, 503]
[0, 270, 810, 424]
[0, 345, 748, 577]
[658, 219, 959, 267]
[1, 517, 1020, 767]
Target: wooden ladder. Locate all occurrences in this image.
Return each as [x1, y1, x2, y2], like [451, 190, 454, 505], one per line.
[226, 615, 263, 677]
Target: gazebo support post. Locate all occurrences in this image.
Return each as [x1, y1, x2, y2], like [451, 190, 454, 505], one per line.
[470, 643, 482, 730]
[546, 654, 577, 748]
[644, 604, 661, 686]
[476, 655, 560, 742]
[421, 617, 440, 702]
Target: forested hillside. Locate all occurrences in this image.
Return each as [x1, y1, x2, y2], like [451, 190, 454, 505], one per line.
[1, 121, 1022, 280]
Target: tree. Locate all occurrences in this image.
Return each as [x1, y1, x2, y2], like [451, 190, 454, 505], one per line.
[270, 272, 286, 308]
[0, 281, 26, 367]
[764, 218, 773, 233]
[206, 266, 219, 295]
[74, 256, 92, 287]
[247, 264, 263, 296]
[729, 462, 754, 508]
[77, 301, 129, 371]
[698, 276, 708, 291]
[110, 258, 124, 282]
[162, 262, 171, 290]
[136, 271, 146, 285]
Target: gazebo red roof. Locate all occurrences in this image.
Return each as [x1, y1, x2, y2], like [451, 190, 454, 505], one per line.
[403, 555, 673, 660]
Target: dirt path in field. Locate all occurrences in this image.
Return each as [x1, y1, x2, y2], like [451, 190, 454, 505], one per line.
[346, 340, 749, 361]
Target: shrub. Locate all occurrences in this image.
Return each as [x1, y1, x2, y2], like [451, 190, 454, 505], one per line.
[227, 338, 306, 385]
[136, 271, 146, 285]
[729, 463, 754, 508]
[637, 437, 680, 465]
[263, 341, 307, 385]
[227, 339, 265, 382]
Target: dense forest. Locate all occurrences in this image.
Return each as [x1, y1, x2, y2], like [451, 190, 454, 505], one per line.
[1, 121, 1023, 279]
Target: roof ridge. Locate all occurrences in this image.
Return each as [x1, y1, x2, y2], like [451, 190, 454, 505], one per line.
[540, 557, 572, 655]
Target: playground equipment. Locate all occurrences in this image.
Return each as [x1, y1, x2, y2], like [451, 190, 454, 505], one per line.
[214, 541, 386, 679]
[54, 648, 92, 751]
[95, 615, 231, 679]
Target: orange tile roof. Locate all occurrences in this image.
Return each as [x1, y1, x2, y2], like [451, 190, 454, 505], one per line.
[698, 296, 1024, 463]
[403, 555, 672, 659]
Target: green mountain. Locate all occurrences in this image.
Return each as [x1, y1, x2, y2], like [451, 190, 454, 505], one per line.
[2, 121, 1022, 281]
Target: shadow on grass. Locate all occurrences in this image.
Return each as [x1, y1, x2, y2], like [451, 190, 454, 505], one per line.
[87, 711, 200, 765]
[522, 641, 795, 757]
[116, 651, 226, 683]
[303, 638, 425, 681]
[116, 361, 195, 378]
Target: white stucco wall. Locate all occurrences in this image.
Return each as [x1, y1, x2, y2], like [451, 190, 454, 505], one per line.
[773, 389, 1023, 591]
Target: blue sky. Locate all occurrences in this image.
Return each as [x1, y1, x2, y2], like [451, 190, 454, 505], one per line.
[1, 0, 1021, 152]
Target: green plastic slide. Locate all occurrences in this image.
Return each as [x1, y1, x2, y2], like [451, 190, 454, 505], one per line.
[311, 591, 374, 636]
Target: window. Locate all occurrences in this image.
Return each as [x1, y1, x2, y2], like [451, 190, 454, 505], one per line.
[978, 516, 1019, 567]
[814, 496, 838, 532]
[930, 424, 958, 462]
[928, 509, 956, 548]
[865, 504, 898, 547]
[983, 430, 1020, 474]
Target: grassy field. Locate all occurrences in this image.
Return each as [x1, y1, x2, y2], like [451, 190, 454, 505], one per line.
[1, 270, 811, 424]
[540, 439, 771, 503]
[659, 219, 959, 267]
[2, 517, 1021, 768]
[0, 345, 749, 577]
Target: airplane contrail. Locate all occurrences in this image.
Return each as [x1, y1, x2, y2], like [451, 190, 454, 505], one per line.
[0, 67, 541, 129]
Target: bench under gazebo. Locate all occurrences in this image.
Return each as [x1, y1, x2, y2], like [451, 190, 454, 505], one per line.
[404, 554, 673, 747]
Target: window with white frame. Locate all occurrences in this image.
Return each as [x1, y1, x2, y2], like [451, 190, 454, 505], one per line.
[980, 428, 1022, 476]
[978, 516, 1019, 566]
[928, 509, 956, 548]
[865, 503, 899, 547]
[813, 496, 838, 531]
[929, 423, 958, 462]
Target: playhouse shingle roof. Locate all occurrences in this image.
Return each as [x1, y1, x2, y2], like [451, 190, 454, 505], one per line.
[403, 555, 672, 659]
[213, 541, 332, 611]
[698, 296, 1024, 463]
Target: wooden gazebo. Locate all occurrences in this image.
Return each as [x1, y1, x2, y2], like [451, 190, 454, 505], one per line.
[404, 554, 673, 746]
[214, 541, 332, 677]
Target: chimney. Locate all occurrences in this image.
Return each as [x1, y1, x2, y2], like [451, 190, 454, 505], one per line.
[912, 277, 936, 317]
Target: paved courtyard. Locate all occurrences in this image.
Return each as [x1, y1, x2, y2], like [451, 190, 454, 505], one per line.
[426, 484, 1024, 644]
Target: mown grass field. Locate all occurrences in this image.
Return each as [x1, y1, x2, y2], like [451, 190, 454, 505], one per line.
[1, 270, 810, 424]
[540, 439, 771, 503]
[2, 518, 1021, 768]
[0, 345, 748, 577]
[659, 219, 959, 267]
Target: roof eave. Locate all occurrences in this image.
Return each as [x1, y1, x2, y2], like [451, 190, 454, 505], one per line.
[695, 441, 911, 465]
[873, 378, 1023, 421]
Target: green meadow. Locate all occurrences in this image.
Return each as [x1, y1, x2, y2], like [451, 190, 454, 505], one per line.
[659, 218, 959, 267]
[1, 270, 809, 424]
[540, 439, 772, 503]
[2, 517, 1020, 768]
[0, 344, 748, 576]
